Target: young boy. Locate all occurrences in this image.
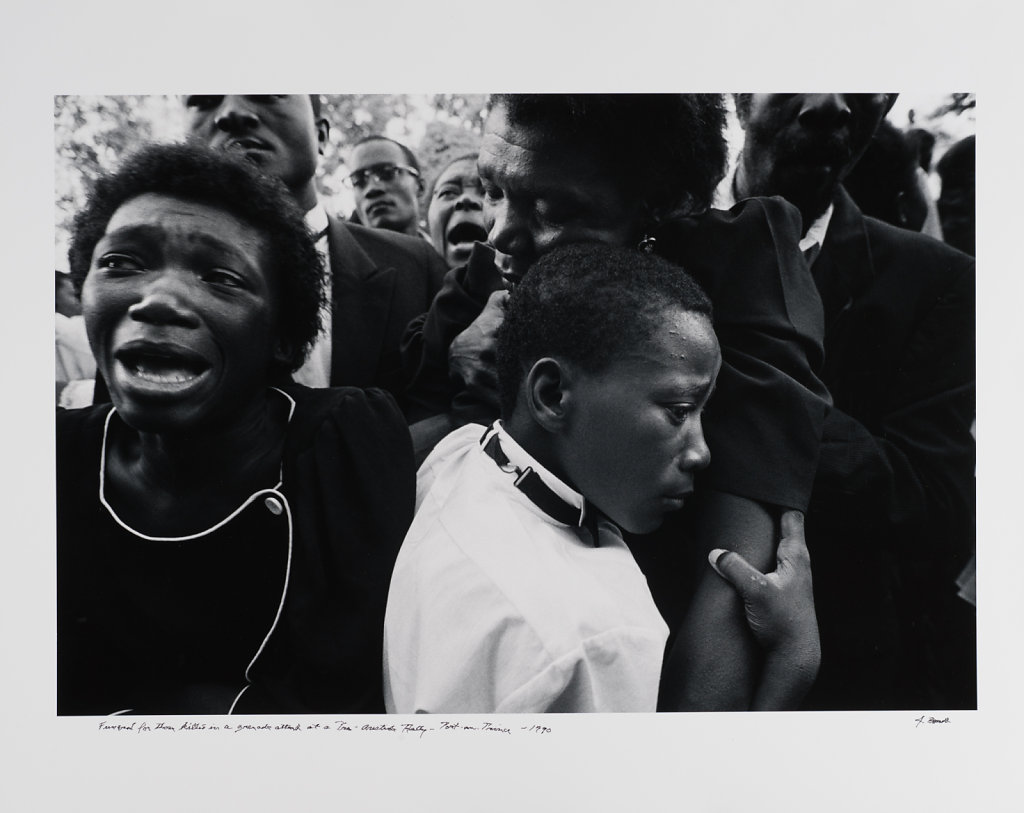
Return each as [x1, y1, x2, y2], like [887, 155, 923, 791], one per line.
[383, 243, 819, 713]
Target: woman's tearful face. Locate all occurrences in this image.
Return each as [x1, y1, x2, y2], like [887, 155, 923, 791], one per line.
[82, 193, 281, 434]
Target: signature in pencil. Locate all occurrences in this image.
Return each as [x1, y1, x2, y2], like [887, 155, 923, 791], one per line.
[914, 715, 951, 727]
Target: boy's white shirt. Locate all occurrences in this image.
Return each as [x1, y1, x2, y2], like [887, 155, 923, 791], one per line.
[384, 422, 668, 714]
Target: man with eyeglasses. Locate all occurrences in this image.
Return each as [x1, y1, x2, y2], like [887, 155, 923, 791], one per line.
[180, 95, 447, 410]
[347, 136, 430, 242]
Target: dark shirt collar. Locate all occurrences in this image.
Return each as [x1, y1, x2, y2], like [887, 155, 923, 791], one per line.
[478, 422, 605, 542]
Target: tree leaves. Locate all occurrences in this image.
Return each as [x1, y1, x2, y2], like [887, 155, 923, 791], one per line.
[54, 94, 489, 268]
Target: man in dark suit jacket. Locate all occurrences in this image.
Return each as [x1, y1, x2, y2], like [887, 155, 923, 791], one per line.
[731, 94, 976, 709]
[320, 214, 446, 400]
[182, 94, 447, 411]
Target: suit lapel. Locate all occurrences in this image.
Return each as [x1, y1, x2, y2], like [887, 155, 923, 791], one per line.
[815, 186, 875, 335]
[326, 219, 397, 387]
[816, 186, 881, 400]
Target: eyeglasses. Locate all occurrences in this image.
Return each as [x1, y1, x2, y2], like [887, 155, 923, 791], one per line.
[344, 163, 420, 190]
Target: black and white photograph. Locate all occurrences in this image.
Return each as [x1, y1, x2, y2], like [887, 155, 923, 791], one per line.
[4, 1, 1018, 810]
[53, 90, 977, 717]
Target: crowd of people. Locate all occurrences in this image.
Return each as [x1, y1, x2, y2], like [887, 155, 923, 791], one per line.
[55, 93, 976, 715]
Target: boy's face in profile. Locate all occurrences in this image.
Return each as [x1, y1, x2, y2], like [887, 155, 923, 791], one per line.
[559, 306, 720, 535]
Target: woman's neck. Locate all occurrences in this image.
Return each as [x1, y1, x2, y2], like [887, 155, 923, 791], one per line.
[105, 390, 290, 536]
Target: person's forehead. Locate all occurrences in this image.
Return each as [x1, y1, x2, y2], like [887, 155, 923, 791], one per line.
[483, 105, 614, 176]
[438, 159, 479, 184]
[620, 302, 713, 347]
[593, 339, 718, 403]
[276, 94, 317, 117]
[651, 306, 716, 347]
[479, 134, 617, 206]
[184, 93, 307, 112]
[351, 140, 406, 168]
[104, 193, 261, 248]
[483, 103, 560, 153]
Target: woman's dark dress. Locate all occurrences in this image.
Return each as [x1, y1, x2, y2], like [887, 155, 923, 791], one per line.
[57, 385, 415, 715]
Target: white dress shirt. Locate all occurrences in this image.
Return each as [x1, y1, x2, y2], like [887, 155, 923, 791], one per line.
[715, 158, 833, 262]
[384, 422, 669, 713]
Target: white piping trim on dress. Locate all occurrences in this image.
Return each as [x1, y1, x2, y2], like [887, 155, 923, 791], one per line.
[228, 488, 294, 715]
[93, 386, 298, 713]
[96, 387, 296, 542]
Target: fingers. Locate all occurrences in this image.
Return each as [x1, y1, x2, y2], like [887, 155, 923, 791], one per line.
[708, 548, 769, 600]
[777, 510, 810, 569]
[779, 509, 804, 541]
[484, 289, 510, 312]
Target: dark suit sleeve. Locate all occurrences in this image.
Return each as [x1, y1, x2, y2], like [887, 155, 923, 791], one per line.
[329, 222, 448, 413]
[419, 237, 449, 300]
[657, 198, 831, 511]
[813, 256, 975, 560]
[400, 243, 505, 422]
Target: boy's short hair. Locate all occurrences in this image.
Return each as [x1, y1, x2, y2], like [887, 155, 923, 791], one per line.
[496, 243, 713, 418]
[68, 141, 325, 376]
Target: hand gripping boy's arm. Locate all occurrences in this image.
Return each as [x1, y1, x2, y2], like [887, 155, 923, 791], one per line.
[657, 491, 776, 711]
[710, 510, 821, 710]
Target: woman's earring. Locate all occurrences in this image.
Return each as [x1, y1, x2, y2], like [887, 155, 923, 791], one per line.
[637, 235, 657, 254]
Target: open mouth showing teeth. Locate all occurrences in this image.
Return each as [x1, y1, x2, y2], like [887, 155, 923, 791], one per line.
[447, 222, 488, 245]
[116, 348, 211, 386]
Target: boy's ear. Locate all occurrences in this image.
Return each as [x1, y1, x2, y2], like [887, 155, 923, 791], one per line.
[525, 357, 572, 432]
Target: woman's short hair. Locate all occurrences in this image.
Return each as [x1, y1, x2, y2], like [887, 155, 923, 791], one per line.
[496, 242, 713, 418]
[68, 141, 325, 375]
[489, 94, 728, 221]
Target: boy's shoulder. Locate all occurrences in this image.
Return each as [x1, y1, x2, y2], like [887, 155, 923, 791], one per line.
[412, 423, 549, 550]
[404, 426, 654, 623]
[415, 423, 488, 504]
[394, 424, 669, 688]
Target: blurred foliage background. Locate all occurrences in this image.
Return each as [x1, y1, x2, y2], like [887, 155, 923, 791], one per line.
[54, 93, 975, 271]
[54, 94, 490, 269]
